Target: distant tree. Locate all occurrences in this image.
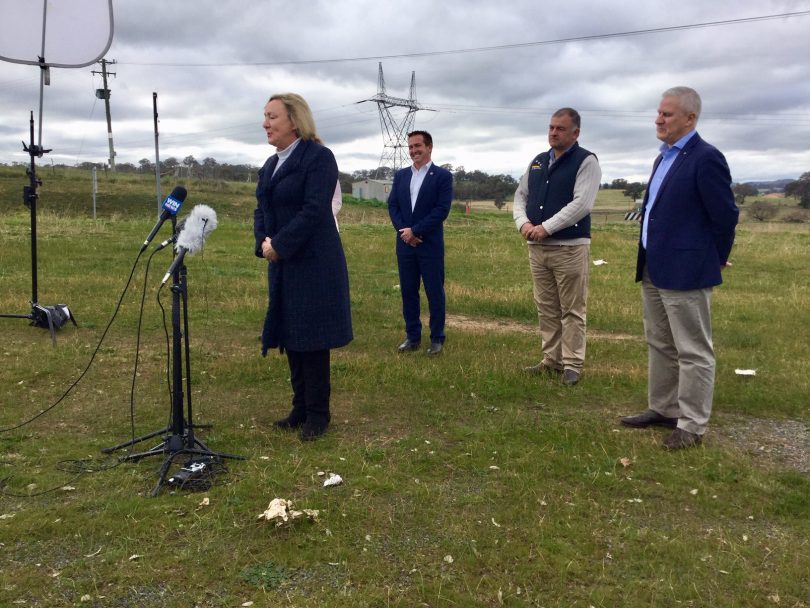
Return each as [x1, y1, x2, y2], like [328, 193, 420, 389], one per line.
[375, 166, 393, 180]
[623, 182, 646, 202]
[451, 167, 517, 203]
[138, 158, 154, 173]
[785, 171, 810, 209]
[611, 178, 628, 190]
[116, 162, 138, 173]
[182, 155, 199, 178]
[338, 171, 353, 193]
[202, 157, 218, 179]
[161, 157, 179, 173]
[748, 200, 778, 222]
[733, 183, 758, 205]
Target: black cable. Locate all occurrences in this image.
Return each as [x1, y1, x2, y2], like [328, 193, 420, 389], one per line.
[0, 247, 146, 433]
[125, 246, 164, 454]
[156, 281, 174, 426]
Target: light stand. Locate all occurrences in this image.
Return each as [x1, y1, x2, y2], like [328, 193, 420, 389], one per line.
[102, 251, 243, 496]
[0, 112, 76, 345]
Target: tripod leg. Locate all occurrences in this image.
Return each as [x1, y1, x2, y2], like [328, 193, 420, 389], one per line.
[101, 426, 171, 454]
[151, 454, 179, 497]
[44, 308, 57, 346]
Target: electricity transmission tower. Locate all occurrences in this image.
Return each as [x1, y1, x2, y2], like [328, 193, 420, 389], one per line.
[360, 63, 433, 177]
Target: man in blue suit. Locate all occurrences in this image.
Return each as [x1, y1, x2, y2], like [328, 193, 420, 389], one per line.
[387, 131, 453, 355]
[621, 87, 739, 450]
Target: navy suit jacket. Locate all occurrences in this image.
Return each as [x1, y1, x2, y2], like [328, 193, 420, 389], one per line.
[635, 133, 739, 290]
[387, 163, 453, 258]
[253, 139, 352, 353]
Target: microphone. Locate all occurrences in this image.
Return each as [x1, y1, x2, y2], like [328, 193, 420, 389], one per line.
[154, 217, 186, 251]
[160, 204, 218, 285]
[141, 186, 188, 252]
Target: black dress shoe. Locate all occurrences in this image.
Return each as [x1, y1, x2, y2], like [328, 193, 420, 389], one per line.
[662, 428, 702, 450]
[426, 342, 443, 356]
[561, 369, 580, 386]
[273, 414, 307, 431]
[274, 411, 307, 431]
[397, 338, 421, 353]
[299, 420, 329, 441]
[620, 409, 678, 429]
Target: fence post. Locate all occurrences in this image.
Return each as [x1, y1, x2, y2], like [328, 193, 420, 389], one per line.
[92, 166, 97, 219]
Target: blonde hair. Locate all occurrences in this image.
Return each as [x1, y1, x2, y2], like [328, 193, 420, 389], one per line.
[268, 93, 322, 143]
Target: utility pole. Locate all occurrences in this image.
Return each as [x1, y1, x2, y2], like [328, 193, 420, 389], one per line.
[92, 58, 117, 171]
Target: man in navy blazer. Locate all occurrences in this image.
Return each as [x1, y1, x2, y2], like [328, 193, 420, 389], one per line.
[621, 87, 739, 450]
[387, 131, 453, 355]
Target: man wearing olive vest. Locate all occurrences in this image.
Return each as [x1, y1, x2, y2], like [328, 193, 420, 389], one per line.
[513, 108, 601, 386]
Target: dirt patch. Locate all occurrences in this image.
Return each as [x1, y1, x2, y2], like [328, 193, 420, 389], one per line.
[447, 314, 808, 476]
[446, 313, 639, 342]
[717, 417, 810, 475]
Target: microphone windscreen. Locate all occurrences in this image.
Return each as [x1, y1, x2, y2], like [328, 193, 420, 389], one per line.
[176, 204, 217, 254]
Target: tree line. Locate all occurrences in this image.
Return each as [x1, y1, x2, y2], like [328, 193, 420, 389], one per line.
[343, 164, 518, 207]
[602, 175, 810, 209]
[8, 154, 809, 211]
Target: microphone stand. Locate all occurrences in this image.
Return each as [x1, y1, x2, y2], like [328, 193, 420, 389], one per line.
[0, 112, 76, 345]
[103, 238, 244, 496]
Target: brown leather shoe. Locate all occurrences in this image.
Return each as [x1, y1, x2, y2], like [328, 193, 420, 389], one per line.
[620, 409, 678, 429]
[662, 428, 703, 450]
[524, 362, 563, 376]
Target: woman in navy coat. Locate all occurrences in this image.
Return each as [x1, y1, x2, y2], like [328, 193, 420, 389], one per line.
[253, 93, 352, 440]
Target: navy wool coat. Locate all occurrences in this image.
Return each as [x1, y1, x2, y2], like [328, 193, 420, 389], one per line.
[635, 133, 739, 291]
[253, 139, 352, 354]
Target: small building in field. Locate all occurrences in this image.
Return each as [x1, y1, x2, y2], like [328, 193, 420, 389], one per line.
[352, 179, 392, 202]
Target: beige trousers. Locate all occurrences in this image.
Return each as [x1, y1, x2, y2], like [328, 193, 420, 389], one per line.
[528, 244, 589, 372]
[642, 268, 715, 435]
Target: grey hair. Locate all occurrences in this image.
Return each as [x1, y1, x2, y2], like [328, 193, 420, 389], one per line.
[662, 86, 702, 119]
[552, 107, 581, 129]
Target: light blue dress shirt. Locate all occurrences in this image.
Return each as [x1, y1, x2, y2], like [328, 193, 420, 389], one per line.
[641, 130, 697, 249]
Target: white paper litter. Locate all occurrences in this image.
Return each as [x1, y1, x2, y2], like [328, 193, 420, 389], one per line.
[734, 369, 757, 376]
[593, 259, 608, 266]
[323, 473, 343, 487]
[256, 498, 319, 526]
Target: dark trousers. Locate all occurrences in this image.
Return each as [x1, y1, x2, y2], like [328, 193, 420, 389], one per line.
[397, 252, 446, 344]
[286, 349, 331, 424]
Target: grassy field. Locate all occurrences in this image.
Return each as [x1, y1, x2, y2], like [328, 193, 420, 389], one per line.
[1, 168, 809, 607]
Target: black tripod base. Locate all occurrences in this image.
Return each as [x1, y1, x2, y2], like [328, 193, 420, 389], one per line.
[104, 426, 245, 496]
[0, 303, 77, 346]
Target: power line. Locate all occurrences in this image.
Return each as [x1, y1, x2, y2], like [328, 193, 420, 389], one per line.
[423, 103, 810, 123]
[117, 11, 810, 67]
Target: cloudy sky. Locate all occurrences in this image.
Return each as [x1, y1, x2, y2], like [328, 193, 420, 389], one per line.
[1, 0, 809, 183]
